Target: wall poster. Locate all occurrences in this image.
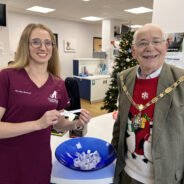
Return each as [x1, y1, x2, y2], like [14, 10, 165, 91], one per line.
[63, 40, 76, 53]
[165, 32, 184, 68]
[93, 37, 102, 52]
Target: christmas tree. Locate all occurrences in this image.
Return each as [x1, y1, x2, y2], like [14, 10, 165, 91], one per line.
[101, 30, 138, 112]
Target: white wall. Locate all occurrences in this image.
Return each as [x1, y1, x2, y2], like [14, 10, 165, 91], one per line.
[152, 0, 184, 33]
[6, 12, 101, 78]
[102, 19, 122, 74]
[0, 26, 10, 68]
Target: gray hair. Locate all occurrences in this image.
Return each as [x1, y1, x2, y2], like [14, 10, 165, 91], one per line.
[132, 23, 166, 44]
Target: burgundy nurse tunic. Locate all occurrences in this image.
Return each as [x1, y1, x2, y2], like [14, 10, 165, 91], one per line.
[0, 68, 70, 184]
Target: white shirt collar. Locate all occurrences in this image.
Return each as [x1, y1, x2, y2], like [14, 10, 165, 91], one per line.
[136, 65, 162, 79]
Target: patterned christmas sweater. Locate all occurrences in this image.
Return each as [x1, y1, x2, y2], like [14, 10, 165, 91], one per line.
[124, 77, 159, 184]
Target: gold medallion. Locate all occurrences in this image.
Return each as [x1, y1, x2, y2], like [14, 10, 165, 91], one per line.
[138, 104, 144, 111]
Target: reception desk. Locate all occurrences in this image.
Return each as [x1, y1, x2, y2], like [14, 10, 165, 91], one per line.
[50, 113, 115, 184]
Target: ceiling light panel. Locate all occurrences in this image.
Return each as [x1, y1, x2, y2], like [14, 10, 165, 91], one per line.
[26, 6, 55, 13]
[124, 7, 152, 14]
[130, 25, 142, 28]
[81, 16, 103, 21]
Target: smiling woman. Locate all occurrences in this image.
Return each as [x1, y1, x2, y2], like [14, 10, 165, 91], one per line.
[0, 23, 90, 184]
[28, 27, 54, 69]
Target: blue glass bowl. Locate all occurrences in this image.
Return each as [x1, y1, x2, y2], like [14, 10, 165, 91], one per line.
[55, 137, 116, 171]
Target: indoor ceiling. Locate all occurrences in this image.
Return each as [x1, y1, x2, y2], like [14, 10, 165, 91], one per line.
[2, 0, 153, 26]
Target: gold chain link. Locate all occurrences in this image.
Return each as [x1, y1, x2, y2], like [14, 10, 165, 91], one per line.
[120, 75, 184, 112]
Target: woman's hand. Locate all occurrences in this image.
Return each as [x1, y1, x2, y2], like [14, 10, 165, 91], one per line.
[76, 109, 91, 128]
[37, 109, 60, 129]
[37, 108, 91, 132]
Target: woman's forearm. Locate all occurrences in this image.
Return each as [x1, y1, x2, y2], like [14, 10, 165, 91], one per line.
[0, 120, 41, 139]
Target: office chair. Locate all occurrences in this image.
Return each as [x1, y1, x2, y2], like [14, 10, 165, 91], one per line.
[65, 77, 81, 112]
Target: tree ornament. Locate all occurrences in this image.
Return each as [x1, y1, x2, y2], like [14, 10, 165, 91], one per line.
[126, 58, 130, 62]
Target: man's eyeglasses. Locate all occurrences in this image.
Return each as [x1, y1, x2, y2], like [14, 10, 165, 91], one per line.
[134, 39, 166, 48]
[29, 38, 55, 49]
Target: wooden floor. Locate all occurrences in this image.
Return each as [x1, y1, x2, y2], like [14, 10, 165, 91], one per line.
[80, 99, 108, 117]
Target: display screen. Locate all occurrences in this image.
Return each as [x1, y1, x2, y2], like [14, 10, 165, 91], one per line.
[0, 4, 6, 27]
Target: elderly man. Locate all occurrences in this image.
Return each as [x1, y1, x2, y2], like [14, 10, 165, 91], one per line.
[112, 23, 184, 184]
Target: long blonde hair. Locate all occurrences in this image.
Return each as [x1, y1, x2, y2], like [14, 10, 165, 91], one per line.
[10, 23, 61, 77]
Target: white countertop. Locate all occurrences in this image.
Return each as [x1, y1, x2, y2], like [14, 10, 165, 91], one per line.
[73, 58, 105, 61]
[73, 75, 110, 80]
[50, 113, 115, 184]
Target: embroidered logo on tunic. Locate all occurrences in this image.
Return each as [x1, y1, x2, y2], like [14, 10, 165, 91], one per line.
[50, 91, 57, 99]
[48, 90, 58, 104]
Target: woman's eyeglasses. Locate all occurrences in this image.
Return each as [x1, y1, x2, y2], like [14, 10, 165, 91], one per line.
[29, 38, 55, 49]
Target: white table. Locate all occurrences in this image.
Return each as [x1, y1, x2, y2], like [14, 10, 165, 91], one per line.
[50, 113, 115, 184]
